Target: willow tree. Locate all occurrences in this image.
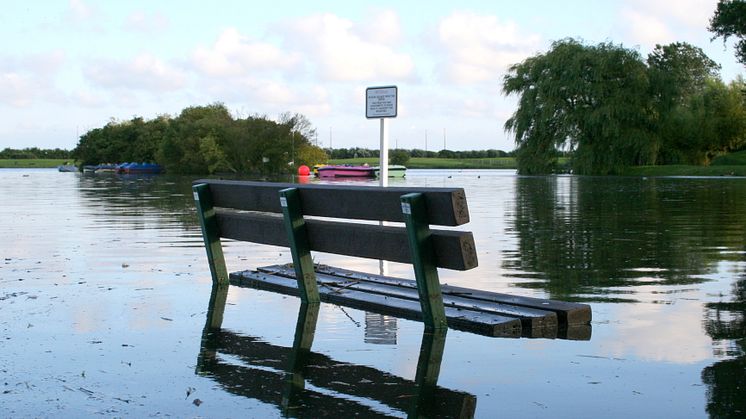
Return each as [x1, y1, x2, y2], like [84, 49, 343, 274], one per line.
[709, 0, 746, 65]
[503, 39, 653, 174]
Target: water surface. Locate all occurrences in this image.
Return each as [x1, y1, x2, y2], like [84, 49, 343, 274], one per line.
[1, 169, 743, 417]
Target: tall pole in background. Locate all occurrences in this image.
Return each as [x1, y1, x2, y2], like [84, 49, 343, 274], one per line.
[379, 119, 389, 186]
[366, 86, 397, 276]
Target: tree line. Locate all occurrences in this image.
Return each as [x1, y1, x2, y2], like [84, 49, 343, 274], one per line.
[327, 148, 510, 159]
[72, 104, 327, 175]
[0, 147, 72, 159]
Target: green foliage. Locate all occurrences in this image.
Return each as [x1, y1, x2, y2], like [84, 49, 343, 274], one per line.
[648, 42, 721, 112]
[712, 149, 746, 165]
[709, 0, 746, 64]
[503, 39, 653, 174]
[0, 147, 71, 159]
[72, 103, 326, 175]
[389, 149, 410, 166]
[503, 38, 745, 174]
[660, 78, 746, 165]
[295, 143, 328, 167]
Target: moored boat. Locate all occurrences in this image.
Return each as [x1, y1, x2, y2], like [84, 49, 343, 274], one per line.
[316, 165, 376, 178]
[57, 164, 78, 172]
[117, 162, 163, 174]
[312, 164, 328, 176]
[374, 165, 406, 178]
[95, 163, 118, 173]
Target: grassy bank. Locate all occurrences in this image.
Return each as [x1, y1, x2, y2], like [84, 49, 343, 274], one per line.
[328, 156, 746, 176]
[0, 159, 69, 168]
[328, 157, 517, 169]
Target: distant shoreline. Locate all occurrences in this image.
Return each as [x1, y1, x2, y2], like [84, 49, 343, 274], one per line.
[4, 158, 746, 177]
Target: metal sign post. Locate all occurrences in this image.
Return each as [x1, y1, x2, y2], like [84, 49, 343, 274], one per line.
[366, 85, 398, 275]
[366, 86, 397, 188]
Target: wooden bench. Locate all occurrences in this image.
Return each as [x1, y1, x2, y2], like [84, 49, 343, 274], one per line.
[192, 179, 591, 338]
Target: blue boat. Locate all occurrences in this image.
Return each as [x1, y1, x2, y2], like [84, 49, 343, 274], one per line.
[117, 162, 163, 174]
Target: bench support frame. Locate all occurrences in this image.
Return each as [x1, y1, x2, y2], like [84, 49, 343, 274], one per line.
[279, 188, 321, 304]
[193, 183, 229, 286]
[401, 193, 447, 329]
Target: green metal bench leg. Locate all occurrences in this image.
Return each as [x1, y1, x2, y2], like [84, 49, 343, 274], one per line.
[401, 193, 448, 330]
[193, 183, 229, 285]
[279, 188, 320, 303]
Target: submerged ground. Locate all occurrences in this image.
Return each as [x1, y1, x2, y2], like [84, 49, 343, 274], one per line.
[1, 168, 744, 417]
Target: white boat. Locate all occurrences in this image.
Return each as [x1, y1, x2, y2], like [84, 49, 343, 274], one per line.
[374, 165, 406, 178]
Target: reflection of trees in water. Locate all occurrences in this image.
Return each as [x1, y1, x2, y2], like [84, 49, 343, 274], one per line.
[75, 173, 292, 230]
[505, 176, 746, 301]
[702, 274, 745, 419]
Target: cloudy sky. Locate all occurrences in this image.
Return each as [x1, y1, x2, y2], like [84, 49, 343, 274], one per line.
[1, 0, 742, 152]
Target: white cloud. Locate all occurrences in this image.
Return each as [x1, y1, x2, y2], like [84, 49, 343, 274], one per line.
[69, 0, 94, 21]
[84, 53, 186, 92]
[283, 13, 415, 81]
[200, 76, 332, 118]
[356, 9, 402, 46]
[619, 0, 718, 47]
[124, 10, 169, 34]
[620, 10, 675, 46]
[192, 28, 301, 77]
[0, 52, 66, 107]
[625, 0, 715, 31]
[73, 90, 107, 108]
[434, 11, 542, 84]
[0, 73, 36, 107]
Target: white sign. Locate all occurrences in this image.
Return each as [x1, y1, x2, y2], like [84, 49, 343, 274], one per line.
[366, 86, 397, 119]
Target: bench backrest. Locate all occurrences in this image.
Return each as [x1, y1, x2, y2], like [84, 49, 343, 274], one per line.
[193, 179, 478, 271]
[193, 179, 478, 329]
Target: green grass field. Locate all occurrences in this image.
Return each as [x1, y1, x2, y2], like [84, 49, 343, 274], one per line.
[0, 159, 69, 168]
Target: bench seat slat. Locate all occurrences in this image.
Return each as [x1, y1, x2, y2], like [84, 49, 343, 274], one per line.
[194, 179, 470, 226]
[231, 270, 522, 338]
[216, 209, 478, 270]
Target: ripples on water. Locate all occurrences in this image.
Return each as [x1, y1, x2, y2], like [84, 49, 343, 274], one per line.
[1, 169, 744, 417]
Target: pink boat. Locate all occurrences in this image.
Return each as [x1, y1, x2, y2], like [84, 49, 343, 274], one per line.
[316, 165, 376, 178]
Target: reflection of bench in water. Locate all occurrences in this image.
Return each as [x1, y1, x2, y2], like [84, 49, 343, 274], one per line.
[198, 297, 475, 417]
[192, 180, 591, 336]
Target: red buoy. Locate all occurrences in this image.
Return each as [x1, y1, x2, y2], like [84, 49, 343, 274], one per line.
[298, 165, 310, 176]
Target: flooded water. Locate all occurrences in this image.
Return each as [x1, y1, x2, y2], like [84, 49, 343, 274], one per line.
[1, 169, 744, 418]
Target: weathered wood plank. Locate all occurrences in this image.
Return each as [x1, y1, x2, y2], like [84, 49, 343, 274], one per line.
[311, 265, 592, 325]
[193, 179, 470, 226]
[230, 270, 522, 338]
[259, 265, 558, 331]
[215, 209, 478, 270]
